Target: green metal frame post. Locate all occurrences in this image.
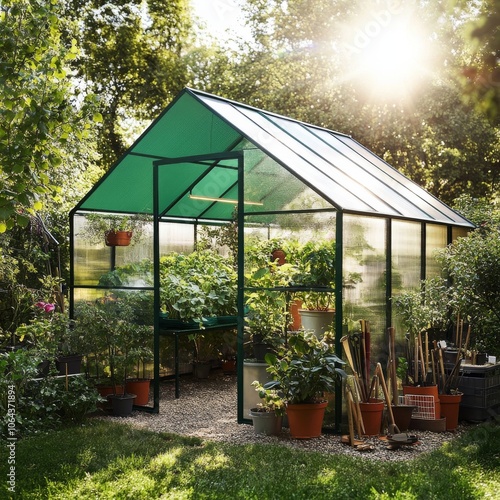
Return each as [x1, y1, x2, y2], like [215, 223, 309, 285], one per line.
[334, 210, 343, 433]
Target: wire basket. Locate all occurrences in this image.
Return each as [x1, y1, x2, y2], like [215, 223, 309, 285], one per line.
[399, 394, 435, 420]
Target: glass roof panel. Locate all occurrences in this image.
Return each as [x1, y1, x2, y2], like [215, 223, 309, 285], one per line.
[197, 95, 375, 212]
[243, 149, 334, 213]
[75, 88, 474, 228]
[333, 135, 470, 225]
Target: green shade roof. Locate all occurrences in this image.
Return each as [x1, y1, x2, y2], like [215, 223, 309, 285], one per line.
[75, 88, 474, 227]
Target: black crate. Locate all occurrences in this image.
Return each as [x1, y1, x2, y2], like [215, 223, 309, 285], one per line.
[455, 363, 500, 421]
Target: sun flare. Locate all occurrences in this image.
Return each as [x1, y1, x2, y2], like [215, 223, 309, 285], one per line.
[339, 9, 436, 100]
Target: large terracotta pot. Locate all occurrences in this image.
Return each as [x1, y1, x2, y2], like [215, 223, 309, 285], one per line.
[125, 379, 151, 406]
[359, 398, 384, 436]
[286, 401, 328, 439]
[440, 392, 463, 431]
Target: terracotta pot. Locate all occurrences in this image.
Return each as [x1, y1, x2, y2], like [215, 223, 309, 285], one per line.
[105, 230, 132, 246]
[440, 393, 463, 431]
[125, 379, 151, 406]
[96, 384, 124, 398]
[271, 249, 287, 265]
[221, 359, 237, 374]
[359, 398, 384, 436]
[289, 299, 303, 331]
[286, 401, 328, 439]
[403, 385, 440, 420]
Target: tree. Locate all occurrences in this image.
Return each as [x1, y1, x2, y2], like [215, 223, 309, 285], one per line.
[452, 0, 500, 125]
[0, 0, 98, 232]
[62, 0, 193, 167]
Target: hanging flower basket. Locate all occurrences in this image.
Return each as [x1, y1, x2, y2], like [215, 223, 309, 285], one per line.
[105, 230, 133, 246]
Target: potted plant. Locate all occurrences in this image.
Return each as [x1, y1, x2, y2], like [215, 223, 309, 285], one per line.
[73, 296, 144, 415]
[243, 262, 291, 416]
[244, 262, 291, 360]
[122, 322, 153, 407]
[218, 331, 237, 374]
[292, 241, 348, 338]
[81, 213, 150, 247]
[249, 381, 286, 435]
[264, 331, 346, 438]
[160, 250, 237, 328]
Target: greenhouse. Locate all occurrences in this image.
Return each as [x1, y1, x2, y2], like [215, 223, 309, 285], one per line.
[69, 88, 474, 430]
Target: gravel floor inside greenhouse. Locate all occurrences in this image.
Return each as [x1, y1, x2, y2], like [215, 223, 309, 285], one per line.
[99, 370, 474, 462]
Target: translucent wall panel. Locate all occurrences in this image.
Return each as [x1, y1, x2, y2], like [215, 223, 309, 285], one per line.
[343, 215, 387, 366]
[391, 220, 422, 345]
[426, 224, 447, 278]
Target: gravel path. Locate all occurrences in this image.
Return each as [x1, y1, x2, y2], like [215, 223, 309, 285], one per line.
[101, 370, 471, 462]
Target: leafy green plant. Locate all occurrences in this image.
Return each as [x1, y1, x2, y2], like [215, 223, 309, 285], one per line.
[438, 228, 500, 355]
[160, 251, 237, 325]
[244, 262, 292, 344]
[251, 381, 286, 415]
[73, 296, 153, 388]
[291, 240, 336, 310]
[392, 276, 451, 338]
[264, 331, 346, 404]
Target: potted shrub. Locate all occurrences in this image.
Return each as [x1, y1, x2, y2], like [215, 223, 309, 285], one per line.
[249, 381, 286, 435]
[264, 331, 346, 438]
[73, 296, 146, 415]
[160, 250, 237, 328]
[81, 213, 150, 247]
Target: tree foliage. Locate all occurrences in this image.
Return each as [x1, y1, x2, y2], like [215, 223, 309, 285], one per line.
[62, 0, 192, 166]
[0, 0, 97, 232]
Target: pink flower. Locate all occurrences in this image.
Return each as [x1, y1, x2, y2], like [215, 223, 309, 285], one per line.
[34, 301, 56, 313]
[44, 303, 56, 313]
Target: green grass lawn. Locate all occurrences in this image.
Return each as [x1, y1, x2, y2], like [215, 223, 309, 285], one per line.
[1, 419, 499, 499]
